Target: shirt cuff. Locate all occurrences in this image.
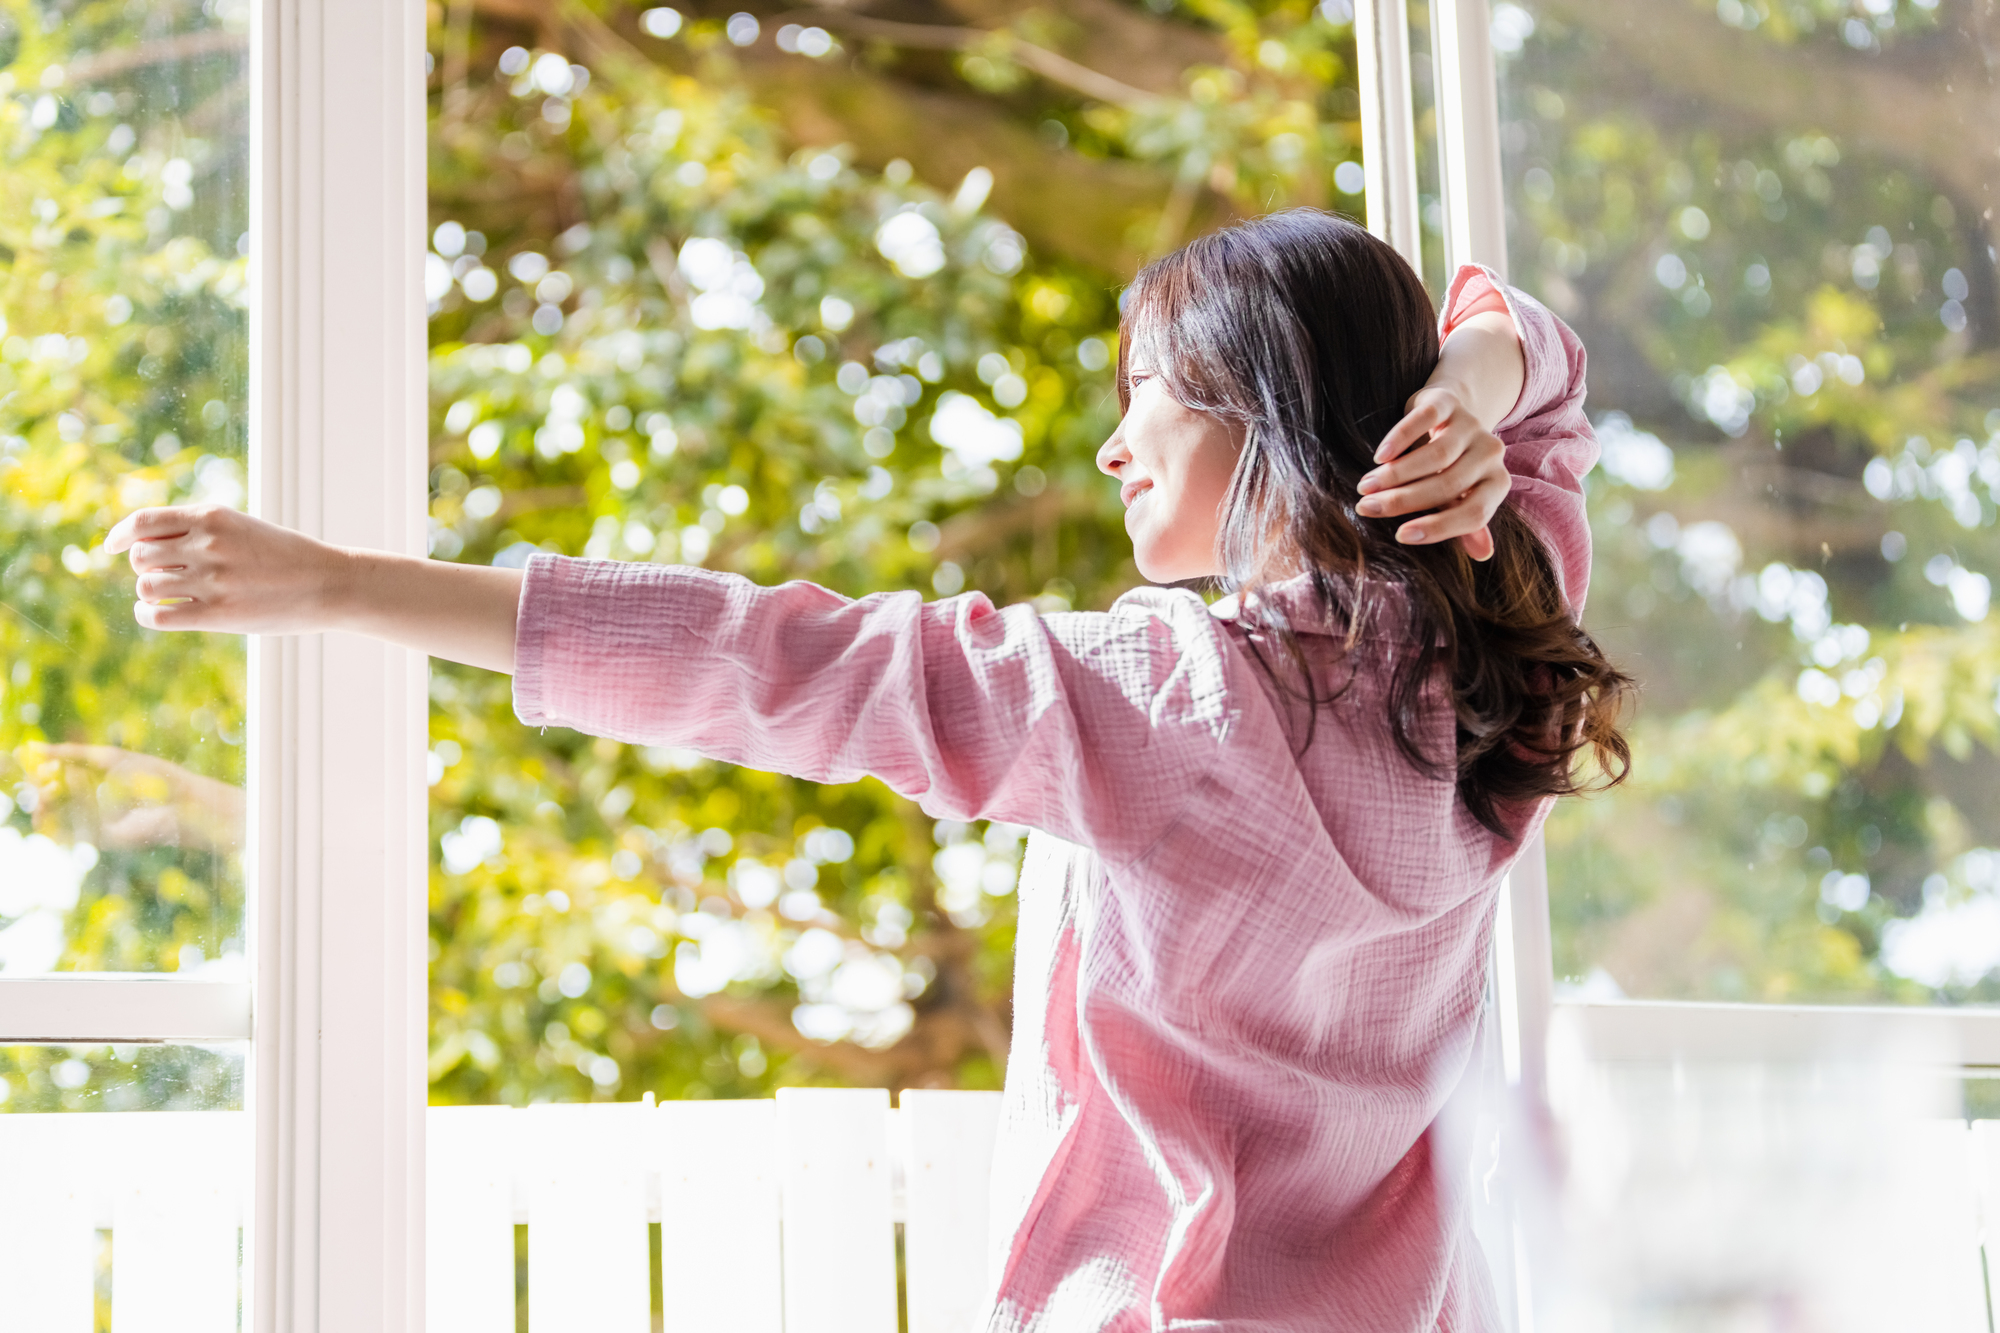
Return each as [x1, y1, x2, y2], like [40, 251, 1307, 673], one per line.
[511, 552, 564, 726]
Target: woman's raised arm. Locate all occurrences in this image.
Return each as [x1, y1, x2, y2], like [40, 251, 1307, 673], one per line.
[1441, 265, 1599, 611]
[104, 506, 524, 673]
[1357, 288, 1527, 561]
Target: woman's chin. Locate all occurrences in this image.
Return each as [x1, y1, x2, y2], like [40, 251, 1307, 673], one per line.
[1128, 532, 1167, 583]
[1132, 546, 1198, 585]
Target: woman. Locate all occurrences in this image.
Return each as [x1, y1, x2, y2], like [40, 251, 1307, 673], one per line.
[109, 210, 1626, 1329]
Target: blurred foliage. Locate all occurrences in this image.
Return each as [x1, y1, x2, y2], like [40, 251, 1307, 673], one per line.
[0, 1042, 241, 1113]
[1502, 0, 2000, 1002]
[0, 0, 249, 987]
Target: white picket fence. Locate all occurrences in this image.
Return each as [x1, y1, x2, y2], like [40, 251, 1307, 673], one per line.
[0, 1110, 243, 1331]
[0, 1088, 1002, 1333]
[426, 1087, 1003, 1333]
[12, 1089, 2000, 1331]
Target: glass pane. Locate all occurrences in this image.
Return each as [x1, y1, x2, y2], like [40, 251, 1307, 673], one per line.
[1494, 1, 2000, 1003]
[0, 1044, 246, 1330]
[0, 2, 250, 974]
[1408, 0, 1450, 297]
[0, 1041, 243, 1113]
[1544, 1048, 1981, 1323]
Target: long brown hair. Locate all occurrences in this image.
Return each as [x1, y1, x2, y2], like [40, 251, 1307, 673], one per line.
[1119, 209, 1630, 838]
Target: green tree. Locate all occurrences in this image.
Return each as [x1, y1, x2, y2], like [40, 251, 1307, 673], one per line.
[419, 0, 1372, 1103]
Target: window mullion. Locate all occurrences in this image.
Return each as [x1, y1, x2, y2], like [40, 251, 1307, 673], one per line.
[1355, 0, 1425, 274]
[250, 0, 430, 1329]
[1423, 0, 1555, 1101]
[1431, 0, 1509, 277]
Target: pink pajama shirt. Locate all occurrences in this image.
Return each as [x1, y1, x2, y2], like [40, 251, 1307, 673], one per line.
[513, 266, 1596, 1331]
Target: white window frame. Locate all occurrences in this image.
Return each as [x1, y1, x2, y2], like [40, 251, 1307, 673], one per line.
[249, 0, 430, 1326]
[1357, 0, 2000, 1084]
[0, 1, 431, 1328]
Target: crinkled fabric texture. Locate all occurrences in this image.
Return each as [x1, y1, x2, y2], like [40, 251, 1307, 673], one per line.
[512, 269, 1595, 1332]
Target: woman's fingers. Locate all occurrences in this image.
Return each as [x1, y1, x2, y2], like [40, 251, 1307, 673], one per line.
[108, 504, 346, 636]
[111, 508, 231, 631]
[105, 505, 200, 554]
[1359, 424, 1498, 513]
[134, 599, 212, 632]
[1358, 430, 1467, 504]
[135, 569, 199, 603]
[1364, 469, 1470, 518]
[126, 537, 193, 573]
[1371, 383, 1510, 559]
[1395, 473, 1512, 550]
[116, 505, 231, 574]
[1373, 394, 1453, 465]
[1363, 391, 1498, 495]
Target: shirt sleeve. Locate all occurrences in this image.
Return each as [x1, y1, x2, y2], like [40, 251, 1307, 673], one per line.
[511, 556, 1235, 865]
[1439, 264, 1597, 613]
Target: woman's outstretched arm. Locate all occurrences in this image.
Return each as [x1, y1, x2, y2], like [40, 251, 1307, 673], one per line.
[103, 291, 1526, 671]
[103, 506, 524, 673]
[104, 504, 1232, 858]
[511, 557, 1229, 863]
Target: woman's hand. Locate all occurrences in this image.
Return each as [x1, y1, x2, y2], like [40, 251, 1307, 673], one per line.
[105, 505, 349, 634]
[104, 504, 524, 672]
[1356, 384, 1510, 561]
[1356, 305, 1525, 562]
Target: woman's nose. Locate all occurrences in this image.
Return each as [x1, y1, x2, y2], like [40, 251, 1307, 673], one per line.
[1096, 425, 1129, 478]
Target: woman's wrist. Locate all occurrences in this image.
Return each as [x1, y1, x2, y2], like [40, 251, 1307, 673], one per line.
[319, 546, 524, 672]
[1431, 312, 1525, 431]
[1423, 370, 1479, 419]
[319, 544, 394, 637]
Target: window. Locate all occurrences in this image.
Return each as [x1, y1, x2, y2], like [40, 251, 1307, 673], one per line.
[0, 0, 256, 1313]
[9, 0, 1982, 1320]
[418, 7, 1374, 1112]
[1493, 0, 2000, 1016]
[0, 0, 431, 1327]
[1370, 0, 2000, 1060]
[0, 1, 249, 983]
[1396, 5, 2000, 1323]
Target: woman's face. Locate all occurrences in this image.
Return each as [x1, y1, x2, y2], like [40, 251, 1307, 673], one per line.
[1095, 361, 1245, 583]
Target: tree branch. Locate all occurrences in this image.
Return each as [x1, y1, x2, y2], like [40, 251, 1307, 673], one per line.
[63, 29, 247, 84]
[456, 0, 1243, 272]
[788, 0, 1229, 99]
[936, 0, 1229, 97]
[1536, 0, 2000, 222]
[733, 53, 1239, 273]
[773, 7, 1158, 108]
